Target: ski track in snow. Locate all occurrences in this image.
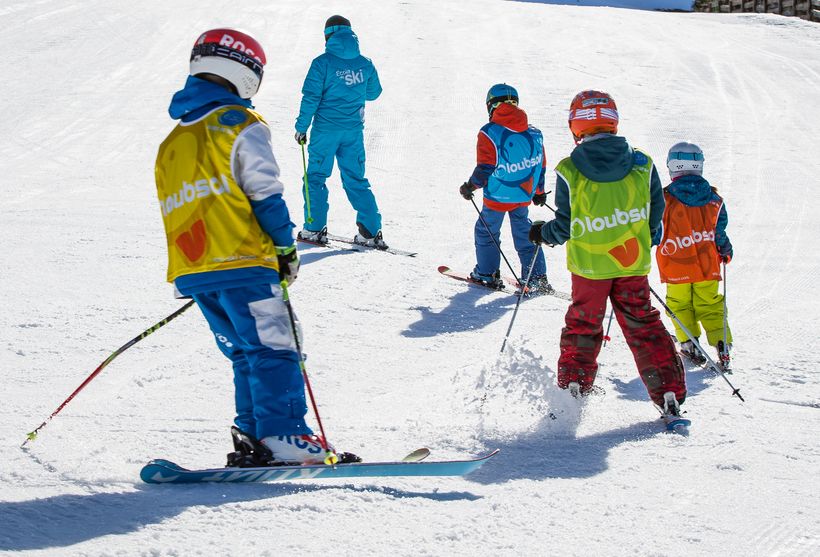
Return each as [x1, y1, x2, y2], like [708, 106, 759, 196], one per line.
[2, 1, 819, 555]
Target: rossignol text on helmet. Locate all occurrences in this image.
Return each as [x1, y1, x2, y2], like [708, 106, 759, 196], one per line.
[667, 141, 705, 180]
[486, 83, 519, 116]
[568, 90, 618, 143]
[190, 29, 266, 99]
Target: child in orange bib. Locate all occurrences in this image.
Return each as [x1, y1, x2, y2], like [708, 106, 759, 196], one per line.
[656, 142, 733, 366]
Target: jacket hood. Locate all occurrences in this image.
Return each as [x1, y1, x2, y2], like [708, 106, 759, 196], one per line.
[490, 103, 528, 132]
[168, 75, 252, 121]
[667, 175, 716, 207]
[570, 134, 635, 182]
[325, 27, 360, 60]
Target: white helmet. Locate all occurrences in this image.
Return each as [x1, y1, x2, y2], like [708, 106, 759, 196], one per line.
[666, 142, 704, 179]
[189, 29, 266, 99]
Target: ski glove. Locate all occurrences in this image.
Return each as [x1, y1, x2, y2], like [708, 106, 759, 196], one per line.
[276, 245, 300, 285]
[721, 254, 732, 264]
[528, 221, 551, 245]
[294, 132, 307, 145]
[459, 182, 476, 200]
[532, 192, 547, 207]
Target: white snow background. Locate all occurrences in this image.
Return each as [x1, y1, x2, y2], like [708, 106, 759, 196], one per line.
[2, 0, 819, 555]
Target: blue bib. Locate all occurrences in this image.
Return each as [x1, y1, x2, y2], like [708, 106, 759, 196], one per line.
[483, 124, 544, 204]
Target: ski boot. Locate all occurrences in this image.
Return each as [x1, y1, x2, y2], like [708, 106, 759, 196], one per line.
[353, 223, 389, 250]
[526, 275, 555, 297]
[226, 426, 274, 468]
[297, 226, 329, 245]
[469, 269, 504, 290]
[680, 339, 707, 365]
[261, 434, 361, 465]
[659, 392, 690, 433]
[717, 340, 732, 372]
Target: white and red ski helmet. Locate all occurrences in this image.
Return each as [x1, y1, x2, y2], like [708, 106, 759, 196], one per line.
[189, 28, 266, 99]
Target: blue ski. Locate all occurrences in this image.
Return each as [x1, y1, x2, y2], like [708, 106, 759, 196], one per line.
[140, 449, 498, 484]
[663, 415, 692, 435]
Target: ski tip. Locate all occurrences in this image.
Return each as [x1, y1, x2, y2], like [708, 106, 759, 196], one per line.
[437, 265, 451, 273]
[665, 418, 691, 435]
[402, 448, 431, 462]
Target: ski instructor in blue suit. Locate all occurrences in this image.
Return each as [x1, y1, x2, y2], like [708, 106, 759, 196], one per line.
[294, 15, 386, 249]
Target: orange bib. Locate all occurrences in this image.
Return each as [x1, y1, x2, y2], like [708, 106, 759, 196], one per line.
[656, 191, 722, 284]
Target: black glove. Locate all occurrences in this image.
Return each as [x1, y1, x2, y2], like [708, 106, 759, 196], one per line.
[529, 221, 546, 244]
[276, 245, 300, 285]
[532, 192, 547, 207]
[294, 132, 307, 145]
[459, 182, 476, 200]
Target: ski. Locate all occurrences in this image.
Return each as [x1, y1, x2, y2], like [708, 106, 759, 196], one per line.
[438, 265, 571, 301]
[140, 449, 497, 484]
[297, 235, 417, 257]
[661, 414, 691, 435]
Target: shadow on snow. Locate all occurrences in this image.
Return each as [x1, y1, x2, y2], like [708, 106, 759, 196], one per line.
[0, 482, 482, 551]
[402, 287, 516, 338]
[469, 416, 667, 484]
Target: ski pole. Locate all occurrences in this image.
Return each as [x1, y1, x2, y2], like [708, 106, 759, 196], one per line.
[722, 260, 728, 356]
[22, 300, 195, 447]
[469, 197, 521, 285]
[649, 286, 744, 402]
[300, 143, 313, 224]
[500, 244, 542, 354]
[279, 280, 338, 465]
[602, 307, 615, 347]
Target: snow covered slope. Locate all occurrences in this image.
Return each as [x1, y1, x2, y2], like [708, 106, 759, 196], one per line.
[2, 0, 819, 555]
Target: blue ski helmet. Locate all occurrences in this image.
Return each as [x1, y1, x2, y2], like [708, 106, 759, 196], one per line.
[486, 83, 519, 115]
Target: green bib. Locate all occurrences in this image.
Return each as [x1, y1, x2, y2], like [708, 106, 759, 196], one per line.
[556, 150, 653, 279]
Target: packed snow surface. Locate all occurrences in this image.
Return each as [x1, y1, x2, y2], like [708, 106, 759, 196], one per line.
[2, 0, 819, 555]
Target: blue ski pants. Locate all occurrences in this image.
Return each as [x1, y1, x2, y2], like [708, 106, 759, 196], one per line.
[303, 127, 382, 236]
[192, 283, 312, 440]
[473, 204, 546, 280]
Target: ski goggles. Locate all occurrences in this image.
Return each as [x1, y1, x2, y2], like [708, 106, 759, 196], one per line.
[667, 151, 704, 162]
[190, 43, 264, 79]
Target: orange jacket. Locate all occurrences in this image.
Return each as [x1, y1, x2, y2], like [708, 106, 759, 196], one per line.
[656, 191, 723, 284]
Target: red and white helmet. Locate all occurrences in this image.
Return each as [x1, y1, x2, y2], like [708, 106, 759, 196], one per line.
[190, 29, 266, 99]
[568, 90, 619, 143]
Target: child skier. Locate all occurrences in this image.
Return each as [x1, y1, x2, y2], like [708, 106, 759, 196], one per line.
[529, 90, 686, 417]
[294, 15, 386, 248]
[155, 28, 353, 466]
[459, 83, 551, 293]
[656, 142, 734, 368]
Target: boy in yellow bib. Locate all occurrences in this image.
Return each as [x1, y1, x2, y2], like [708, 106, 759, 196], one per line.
[156, 29, 348, 466]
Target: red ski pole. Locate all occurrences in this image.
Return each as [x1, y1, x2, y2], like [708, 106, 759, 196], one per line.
[279, 280, 338, 465]
[22, 300, 195, 447]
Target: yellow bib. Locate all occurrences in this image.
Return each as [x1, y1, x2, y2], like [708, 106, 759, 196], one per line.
[557, 150, 653, 279]
[155, 106, 278, 282]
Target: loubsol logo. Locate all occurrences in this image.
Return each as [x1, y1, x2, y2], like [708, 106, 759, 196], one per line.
[570, 203, 650, 238]
[660, 229, 715, 256]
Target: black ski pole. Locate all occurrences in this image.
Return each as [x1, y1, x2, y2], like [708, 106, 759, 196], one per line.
[22, 300, 195, 447]
[500, 245, 542, 354]
[649, 286, 744, 402]
[469, 197, 521, 285]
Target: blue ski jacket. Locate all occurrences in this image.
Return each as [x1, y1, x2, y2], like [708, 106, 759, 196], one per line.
[295, 28, 382, 133]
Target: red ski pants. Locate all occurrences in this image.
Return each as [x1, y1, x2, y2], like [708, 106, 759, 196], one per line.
[557, 274, 686, 406]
